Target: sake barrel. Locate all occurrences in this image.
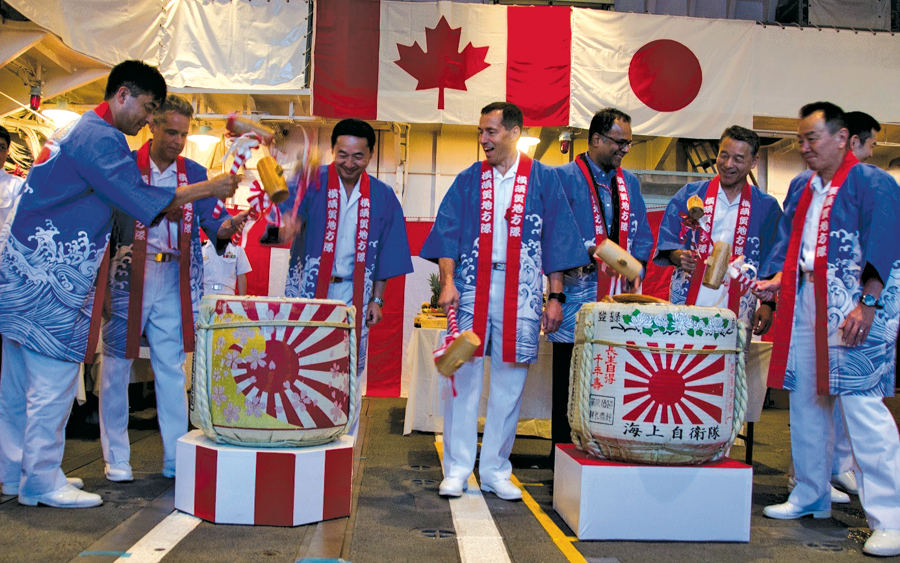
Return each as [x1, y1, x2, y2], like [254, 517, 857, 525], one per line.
[191, 295, 357, 447]
[569, 302, 747, 465]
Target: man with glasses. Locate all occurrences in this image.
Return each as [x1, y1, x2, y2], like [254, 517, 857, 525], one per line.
[548, 108, 653, 455]
[0, 125, 23, 231]
[0, 61, 239, 508]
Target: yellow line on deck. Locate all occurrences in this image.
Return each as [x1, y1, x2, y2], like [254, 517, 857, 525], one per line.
[509, 474, 586, 563]
[435, 438, 583, 562]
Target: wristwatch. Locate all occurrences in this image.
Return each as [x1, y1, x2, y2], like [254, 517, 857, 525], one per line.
[860, 294, 884, 309]
[547, 292, 566, 304]
[370, 296, 385, 307]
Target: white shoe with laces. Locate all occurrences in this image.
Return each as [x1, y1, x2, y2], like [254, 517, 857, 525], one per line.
[763, 501, 831, 520]
[18, 483, 102, 508]
[786, 475, 850, 503]
[480, 478, 522, 501]
[438, 477, 467, 497]
[105, 463, 133, 483]
[2, 477, 83, 497]
[831, 471, 859, 495]
[863, 530, 900, 557]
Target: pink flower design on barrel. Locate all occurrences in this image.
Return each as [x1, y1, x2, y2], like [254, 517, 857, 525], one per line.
[223, 401, 241, 422]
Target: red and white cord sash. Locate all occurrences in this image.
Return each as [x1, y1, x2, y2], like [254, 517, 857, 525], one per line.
[314, 163, 371, 349]
[573, 154, 631, 299]
[684, 177, 752, 316]
[433, 307, 460, 396]
[211, 132, 260, 220]
[132, 141, 195, 358]
[472, 155, 533, 363]
[767, 151, 859, 394]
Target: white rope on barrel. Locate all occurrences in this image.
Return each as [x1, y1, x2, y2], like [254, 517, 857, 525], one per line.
[568, 308, 750, 465]
[192, 301, 215, 441]
[193, 299, 358, 448]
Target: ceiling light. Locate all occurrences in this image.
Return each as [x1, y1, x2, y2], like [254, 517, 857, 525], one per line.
[41, 99, 80, 129]
[188, 124, 219, 151]
[516, 135, 540, 153]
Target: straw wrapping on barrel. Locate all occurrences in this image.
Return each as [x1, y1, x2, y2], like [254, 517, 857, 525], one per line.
[568, 304, 748, 465]
[192, 297, 359, 448]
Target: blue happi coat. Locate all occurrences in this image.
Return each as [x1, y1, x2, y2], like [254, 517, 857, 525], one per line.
[0, 112, 173, 362]
[420, 159, 588, 363]
[655, 180, 783, 324]
[101, 156, 227, 358]
[549, 158, 654, 343]
[763, 163, 900, 396]
[279, 165, 413, 373]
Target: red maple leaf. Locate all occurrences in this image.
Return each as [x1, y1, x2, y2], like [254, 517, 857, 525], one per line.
[394, 16, 491, 110]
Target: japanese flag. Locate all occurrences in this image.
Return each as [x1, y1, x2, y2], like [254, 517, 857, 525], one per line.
[314, 0, 753, 137]
[570, 10, 755, 138]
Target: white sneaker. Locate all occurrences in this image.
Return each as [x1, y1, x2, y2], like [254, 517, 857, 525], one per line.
[831, 471, 859, 495]
[18, 483, 102, 508]
[480, 478, 522, 501]
[438, 477, 467, 498]
[105, 463, 133, 483]
[864, 530, 900, 557]
[763, 501, 831, 520]
[2, 477, 83, 497]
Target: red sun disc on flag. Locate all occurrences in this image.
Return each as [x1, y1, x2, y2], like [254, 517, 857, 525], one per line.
[628, 39, 702, 113]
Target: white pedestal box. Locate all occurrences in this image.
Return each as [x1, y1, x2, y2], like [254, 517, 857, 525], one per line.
[174, 430, 353, 526]
[553, 445, 752, 542]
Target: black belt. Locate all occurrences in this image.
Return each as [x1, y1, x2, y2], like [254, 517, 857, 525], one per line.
[330, 276, 351, 283]
[151, 253, 177, 263]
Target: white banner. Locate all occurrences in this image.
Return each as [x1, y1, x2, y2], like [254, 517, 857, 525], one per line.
[6, 0, 310, 92]
[751, 24, 900, 122]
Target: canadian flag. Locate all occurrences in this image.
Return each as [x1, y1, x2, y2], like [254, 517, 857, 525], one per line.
[313, 0, 754, 138]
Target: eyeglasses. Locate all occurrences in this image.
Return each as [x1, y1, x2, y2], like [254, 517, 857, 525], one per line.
[600, 133, 633, 150]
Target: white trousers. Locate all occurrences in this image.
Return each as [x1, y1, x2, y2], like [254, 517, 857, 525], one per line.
[442, 270, 530, 483]
[99, 260, 187, 472]
[832, 401, 854, 475]
[787, 282, 900, 530]
[0, 339, 80, 496]
[328, 279, 366, 438]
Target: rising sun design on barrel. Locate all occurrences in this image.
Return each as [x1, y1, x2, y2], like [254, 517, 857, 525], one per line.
[622, 342, 725, 425]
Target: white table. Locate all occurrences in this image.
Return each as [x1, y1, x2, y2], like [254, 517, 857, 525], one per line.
[403, 327, 553, 438]
[402, 327, 772, 443]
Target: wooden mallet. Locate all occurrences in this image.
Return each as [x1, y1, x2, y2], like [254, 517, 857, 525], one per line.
[593, 238, 642, 282]
[434, 307, 480, 377]
[702, 241, 733, 290]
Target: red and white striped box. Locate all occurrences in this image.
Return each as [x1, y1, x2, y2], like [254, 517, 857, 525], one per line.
[553, 445, 751, 542]
[175, 430, 353, 526]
